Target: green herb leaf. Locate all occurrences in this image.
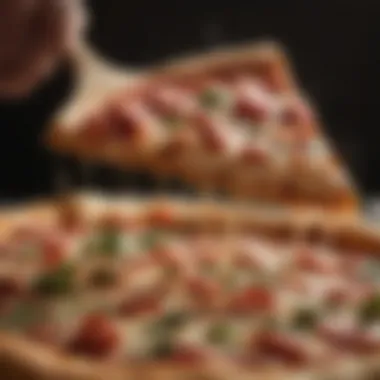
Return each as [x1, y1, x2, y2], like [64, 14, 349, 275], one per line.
[33, 264, 75, 297]
[87, 228, 122, 257]
[359, 294, 380, 324]
[198, 88, 224, 109]
[151, 311, 188, 338]
[158, 312, 188, 330]
[0, 301, 46, 330]
[207, 322, 232, 345]
[141, 230, 167, 251]
[89, 268, 117, 288]
[150, 339, 174, 359]
[292, 308, 318, 330]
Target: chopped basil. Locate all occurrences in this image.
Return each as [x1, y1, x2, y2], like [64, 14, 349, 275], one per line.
[158, 312, 188, 330]
[359, 294, 380, 324]
[33, 264, 75, 297]
[150, 339, 174, 359]
[151, 311, 188, 337]
[0, 301, 45, 330]
[207, 322, 232, 345]
[87, 228, 122, 257]
[141, 230, 167, 251]
[198, 88, 225, 109]
[292, 308, 318, 330]
[89, 268, 117, 288]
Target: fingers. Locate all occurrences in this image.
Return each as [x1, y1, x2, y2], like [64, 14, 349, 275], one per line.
[0, 0, 86, 98]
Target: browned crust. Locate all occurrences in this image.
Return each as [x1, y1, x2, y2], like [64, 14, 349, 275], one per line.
[3, 330, 380, 380]
[0, 193, 378, 379]
[45, 40, 359, 214]
[62, 192, 374, 251]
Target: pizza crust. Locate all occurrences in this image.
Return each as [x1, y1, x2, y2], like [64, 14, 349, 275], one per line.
[2, 330, 380, 380]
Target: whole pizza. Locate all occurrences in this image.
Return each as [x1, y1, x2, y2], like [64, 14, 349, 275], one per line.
[0, 194, 379, 379]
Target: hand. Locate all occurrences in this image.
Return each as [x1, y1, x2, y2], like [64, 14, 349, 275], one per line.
[0, 0, 86, 98]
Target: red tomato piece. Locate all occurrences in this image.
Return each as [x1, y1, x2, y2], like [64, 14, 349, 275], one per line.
[42, 236, 67, 269]
[119, 293, 162, 316]
[187, 277, 221, 307]
[325, 288, 350, 306]
[280, 98, 312, 126]
[107, 102, 147, 140]
[0, 278, 23, 302]
[295, 250, 332, 274]
[148, 207, 175, 227]
[68, 314, 120, 358]
[228, 287, 274, 314]
[279, 99, 315, 141]
[80, 113, 108, 145]
[151, 242, 194, 277]
[253, 332, 312, 365]
[234, 95, 269, 123]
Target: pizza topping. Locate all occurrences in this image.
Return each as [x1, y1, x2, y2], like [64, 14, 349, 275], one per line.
[318, 323, 380, 354]
[0, 278, 23, 300]
[292, 308, 319, 330]
[358, 293, 380, 325]
[0, 278, 24, 312]
[190, 112, 228, 153]
[198, 85, 229, 109]
[150, 339, 174, 359]
[106, 102, 151, 140]
[87, 228, 123, 258]
[33, 264, 75, 297]
[186, 276, 221, 308]
[252, 331, 326, 365]
[89, 268, 118, 289]
[68, 313, 120, 358]
[294, 247, 337, 274]
[234, 239, 283, 274]
[147, 87, 195, 118]
[155, 311, 189, 331]
[227, 286, 274, 314]
[279, 98, 312, 125]
[150, 240, 194, 276]
[41, 236, 68, 270]
[141, 229, 168, 251]
[119, 293, 162, 317]
[207, 321, 233, 346]
[233, 83, 270, 124]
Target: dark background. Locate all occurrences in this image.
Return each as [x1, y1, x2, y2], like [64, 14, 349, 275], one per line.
[0, 0, 379, 202]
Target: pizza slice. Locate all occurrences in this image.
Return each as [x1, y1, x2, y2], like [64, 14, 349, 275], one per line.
[0, 193, 379, 379]
[47, 41, 358, 214]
